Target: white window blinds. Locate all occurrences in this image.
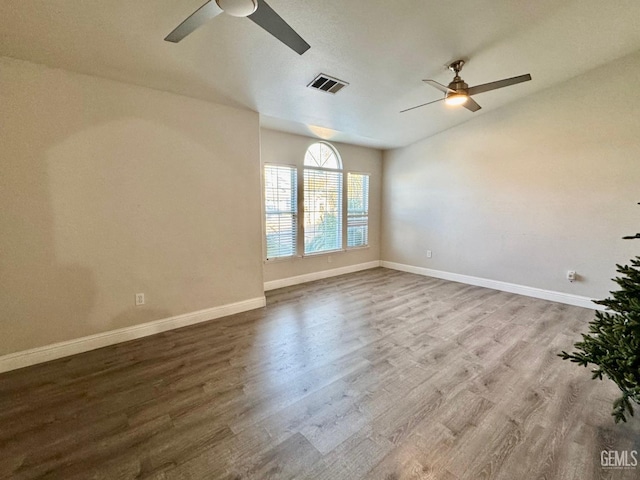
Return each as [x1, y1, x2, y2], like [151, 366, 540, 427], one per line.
[304, 169, 343, 254]
[347, 173, 369, 248]
[264, 165, 297, 259]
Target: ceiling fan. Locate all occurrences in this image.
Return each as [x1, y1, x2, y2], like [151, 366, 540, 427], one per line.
[165, 0, 310, 55]
[401, 60, 531, 113]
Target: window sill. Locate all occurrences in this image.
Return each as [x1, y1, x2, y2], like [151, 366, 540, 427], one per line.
[265, 246, 370, 263]
[264, 255, 299, 264]
[302, 249, 345, 258]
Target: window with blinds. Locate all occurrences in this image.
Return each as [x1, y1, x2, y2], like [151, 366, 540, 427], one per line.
[264, 164, 297, 259]
[347, 173, 369, 248]
[303, 142, 343, 255]
[263, 143, 370, 260]
[304, 169, 343, 254]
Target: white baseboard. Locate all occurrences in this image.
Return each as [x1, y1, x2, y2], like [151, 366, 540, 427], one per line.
[264, 261, 381, 291]
[0, 296, 266, 374]
[380, 261, 601, 310]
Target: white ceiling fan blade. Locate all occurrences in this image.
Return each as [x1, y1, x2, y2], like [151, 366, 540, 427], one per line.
[164, 1, 223, 43]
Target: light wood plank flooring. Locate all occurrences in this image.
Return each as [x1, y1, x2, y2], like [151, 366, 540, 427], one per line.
[1, 268, 638, 479]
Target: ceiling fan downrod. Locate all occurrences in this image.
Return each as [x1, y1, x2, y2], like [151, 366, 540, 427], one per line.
[446, 60, 468, 101]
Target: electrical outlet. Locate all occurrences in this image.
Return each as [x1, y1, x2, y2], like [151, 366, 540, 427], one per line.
[427, 250, 432, 259]
[328, 256, 333, 263]
[135, 293, 145, 306]
[567, 271, 576, 282]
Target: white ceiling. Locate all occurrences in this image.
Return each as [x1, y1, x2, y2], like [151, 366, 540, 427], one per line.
[1, 0, 640, 149]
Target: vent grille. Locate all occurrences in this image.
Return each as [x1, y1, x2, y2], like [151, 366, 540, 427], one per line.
[308, 74, 348, 94]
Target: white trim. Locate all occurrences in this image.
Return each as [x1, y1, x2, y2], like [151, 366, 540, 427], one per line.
[380, 261, 602, 310]
[0, 297, 266, 374]
[264, 261, 381, 291]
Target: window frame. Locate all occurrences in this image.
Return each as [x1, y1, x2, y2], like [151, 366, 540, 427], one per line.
[302, 143, 344, 256]
[263, 163, 298, 262]
[346, 171, 370, 249]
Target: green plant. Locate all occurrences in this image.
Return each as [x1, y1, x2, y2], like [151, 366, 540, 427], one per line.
[560, 203, 640, 423]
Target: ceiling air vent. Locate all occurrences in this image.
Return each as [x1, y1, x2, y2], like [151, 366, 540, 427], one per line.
[307, 74, 349, 94]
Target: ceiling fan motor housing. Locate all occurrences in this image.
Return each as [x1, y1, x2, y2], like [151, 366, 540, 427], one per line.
[447, 77, 468, 97]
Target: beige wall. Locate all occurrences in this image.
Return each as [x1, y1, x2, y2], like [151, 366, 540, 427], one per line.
[0, 57, 264, 355]
[382, 51, 640, 299]
[261, 129, 382, 283]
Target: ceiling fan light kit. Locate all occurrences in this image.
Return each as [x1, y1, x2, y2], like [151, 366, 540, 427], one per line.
[216, 0, 257, 17]
[401, 59, 532, 114]
[445, 93, 468, 106]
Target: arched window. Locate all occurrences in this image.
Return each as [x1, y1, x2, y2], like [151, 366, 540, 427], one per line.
[303, 143, 343, 254]
[304, 142, 342, 170]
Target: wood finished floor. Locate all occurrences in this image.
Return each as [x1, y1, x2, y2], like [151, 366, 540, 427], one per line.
[1, 268, 639, 480]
